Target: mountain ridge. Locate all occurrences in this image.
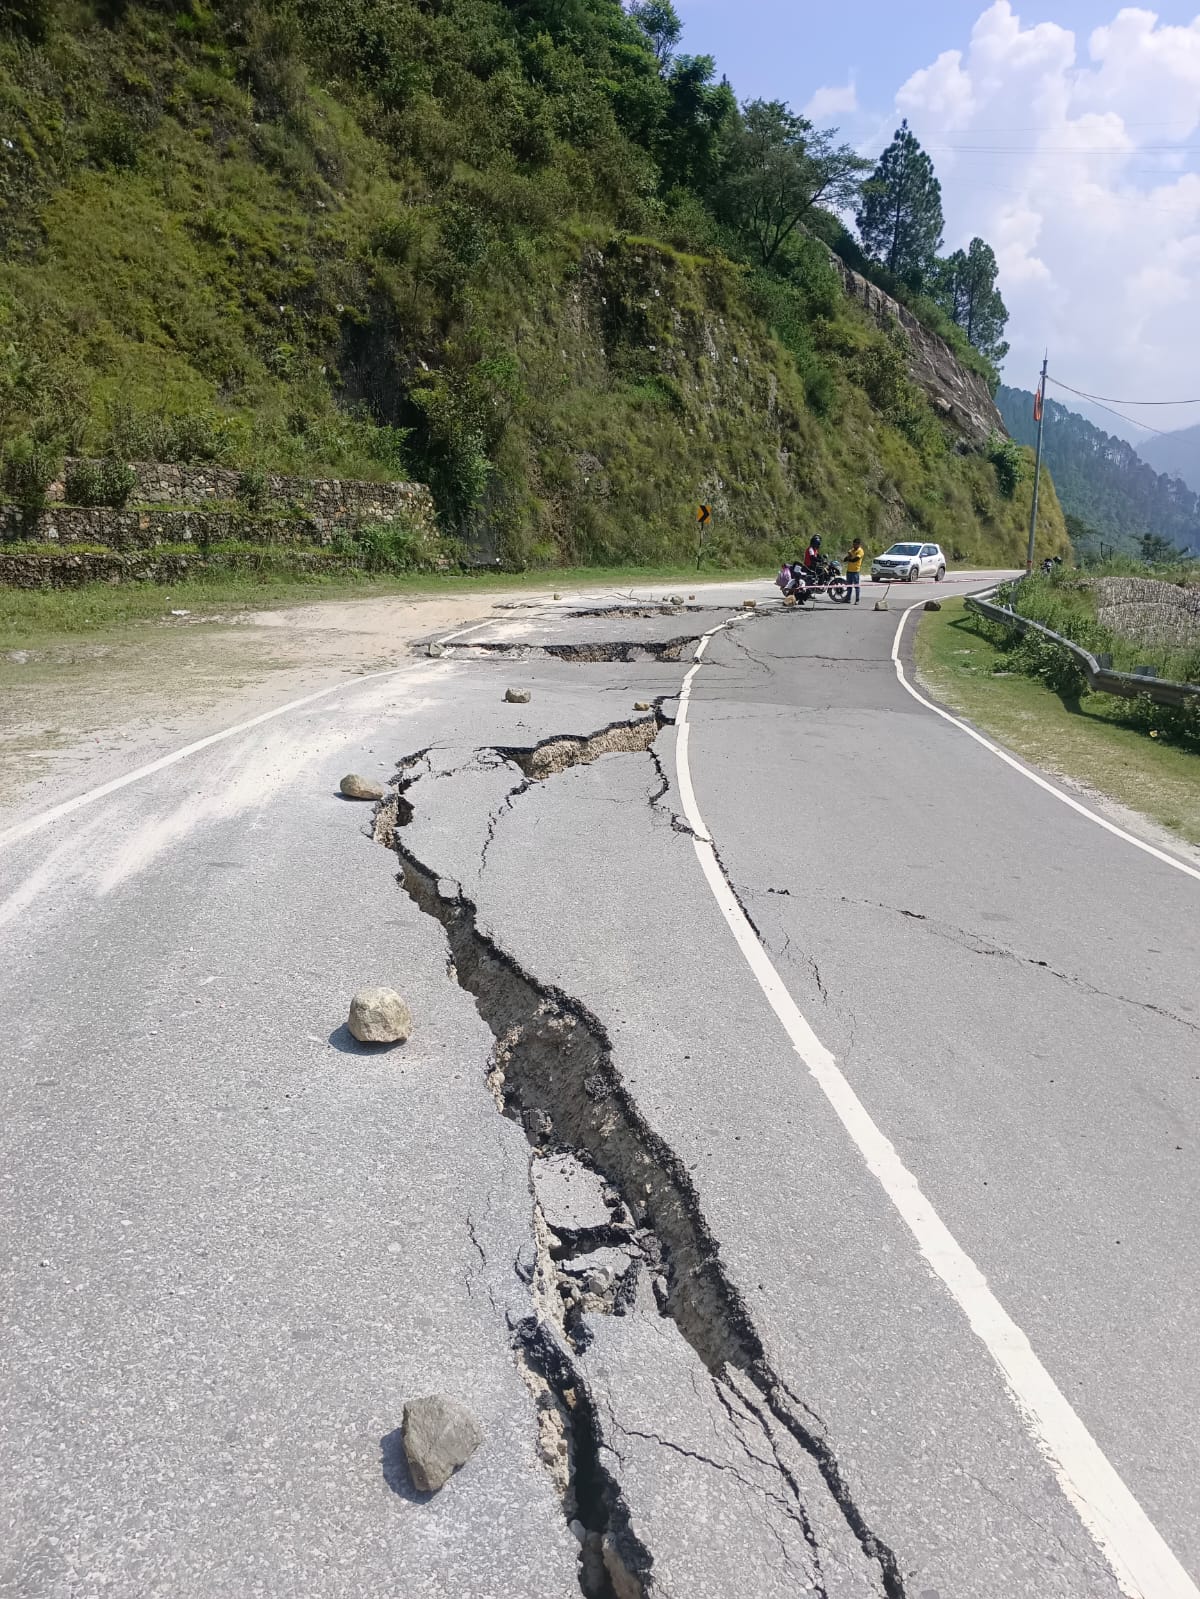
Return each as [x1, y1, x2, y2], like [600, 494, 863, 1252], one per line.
[996, 386, 1200, 556]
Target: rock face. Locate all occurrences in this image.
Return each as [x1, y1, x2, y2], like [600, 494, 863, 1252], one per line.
[401, 1396, 484, 1493]
[347, 988, 412, 1044]
[340, 773, 384, 800]
[823, 249, 1004, 448]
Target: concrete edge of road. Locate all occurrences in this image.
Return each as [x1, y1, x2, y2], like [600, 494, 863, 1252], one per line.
[890, 594, 1200, 885]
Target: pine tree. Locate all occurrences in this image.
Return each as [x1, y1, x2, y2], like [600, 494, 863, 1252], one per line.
[933, 237, 1009, 362]
[856, 119, 944, 284]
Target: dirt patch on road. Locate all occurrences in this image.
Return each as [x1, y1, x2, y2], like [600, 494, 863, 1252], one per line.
[0, 591, 523, 826]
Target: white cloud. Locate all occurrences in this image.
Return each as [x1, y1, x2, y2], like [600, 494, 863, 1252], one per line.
[803, 81, 858, 122]
[893, 1, 1200, 438]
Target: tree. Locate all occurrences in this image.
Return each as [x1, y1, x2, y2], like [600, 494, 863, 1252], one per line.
[628, 0, 681, 66]
[934, 237, 1009, 363]
[658, 55, 735, 193]
[716, 99, 871, 271]
[1138, 531, 1189, 565]
[856, 119, 944, 284]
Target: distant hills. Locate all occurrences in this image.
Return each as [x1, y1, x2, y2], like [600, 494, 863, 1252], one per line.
[996, 387, 1200, 556]
[1138, 423, 1200, 496]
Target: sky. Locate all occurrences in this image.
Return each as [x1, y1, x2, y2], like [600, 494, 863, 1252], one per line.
[673, 0, 1200, 446]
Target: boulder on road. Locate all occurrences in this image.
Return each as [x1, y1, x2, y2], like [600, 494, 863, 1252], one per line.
[347, 987, 412, 1045]
[340, 773, 384, 801]
[505, 687, 531, 703]
[402, 1396, 484, 1493]
[924, 599, 942, 612]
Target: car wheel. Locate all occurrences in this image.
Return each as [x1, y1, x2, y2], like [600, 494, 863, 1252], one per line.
[908, 565, 919, 582]
[871, 575, 880, 583]
[935, 565, 945, 582]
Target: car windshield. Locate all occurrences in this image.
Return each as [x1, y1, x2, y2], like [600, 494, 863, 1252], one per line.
[884, 543, 922, 556]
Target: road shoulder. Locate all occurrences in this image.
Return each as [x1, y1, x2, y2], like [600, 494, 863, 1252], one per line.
[913, 596, 1200, 857]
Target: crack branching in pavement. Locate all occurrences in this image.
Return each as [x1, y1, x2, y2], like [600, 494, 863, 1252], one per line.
[843, 896, 1200, 1036]
[372, 715, 906, 1599]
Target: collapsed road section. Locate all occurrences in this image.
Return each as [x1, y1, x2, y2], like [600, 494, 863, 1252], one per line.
[372, 709, 905, 1599]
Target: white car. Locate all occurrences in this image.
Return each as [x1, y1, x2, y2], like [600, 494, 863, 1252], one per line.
[871, 542, 946, 583]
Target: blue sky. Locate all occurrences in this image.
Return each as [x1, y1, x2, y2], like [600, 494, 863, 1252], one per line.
[673, 1, 1200, 444]
[675, 0, 1196, 126]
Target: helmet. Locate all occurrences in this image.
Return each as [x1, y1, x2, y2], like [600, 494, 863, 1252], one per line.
[811, 534, 822, 548]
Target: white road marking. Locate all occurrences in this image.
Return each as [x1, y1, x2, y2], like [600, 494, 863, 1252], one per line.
[890, 599, 1200, 884]
[677, 615, 1199, 1599]
[0, 619, 495, 855]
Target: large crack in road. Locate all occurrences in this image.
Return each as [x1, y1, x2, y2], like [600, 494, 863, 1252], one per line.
[371, 705, 906, 1598]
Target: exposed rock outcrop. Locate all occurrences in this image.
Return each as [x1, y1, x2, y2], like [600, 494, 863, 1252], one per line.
[824, 251, 1004, 448]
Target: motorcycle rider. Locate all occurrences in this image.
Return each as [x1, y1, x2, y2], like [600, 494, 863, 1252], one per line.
[803, 533, 823, 571]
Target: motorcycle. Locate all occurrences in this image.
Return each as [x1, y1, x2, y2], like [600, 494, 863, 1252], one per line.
[776, 556, 850, 606]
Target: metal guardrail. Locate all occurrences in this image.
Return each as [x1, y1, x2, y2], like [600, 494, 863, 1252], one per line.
[964, 579, 1200, 709]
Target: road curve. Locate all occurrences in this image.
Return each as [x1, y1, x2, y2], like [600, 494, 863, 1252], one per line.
[1, 574, 1196, 1599]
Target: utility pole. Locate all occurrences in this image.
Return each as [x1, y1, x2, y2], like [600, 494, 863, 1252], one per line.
[1026, 352, 1048, 574]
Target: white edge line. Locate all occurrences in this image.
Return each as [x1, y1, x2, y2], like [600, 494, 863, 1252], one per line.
[890, 600, 1200, 884]
[676, 614, 1198, 1599]
[0, 617, 495, 855]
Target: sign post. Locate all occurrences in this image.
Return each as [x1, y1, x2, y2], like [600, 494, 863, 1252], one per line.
[696, 503, 711, 569]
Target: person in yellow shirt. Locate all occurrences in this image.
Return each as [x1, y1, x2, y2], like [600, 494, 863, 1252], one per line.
[843, 536, 865, 604]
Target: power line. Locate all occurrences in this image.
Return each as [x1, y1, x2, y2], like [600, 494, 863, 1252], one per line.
[928, 144, 1200, 154]
[1044, 378, 1173, 435]
[1047, 382, 1200, 406]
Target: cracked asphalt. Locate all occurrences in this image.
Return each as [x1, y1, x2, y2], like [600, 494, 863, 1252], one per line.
[1, 573, 1196, 1598]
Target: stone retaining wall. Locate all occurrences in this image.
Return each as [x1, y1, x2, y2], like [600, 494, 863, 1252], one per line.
[46, 459, 435, 524]
[0, 546, 357, 589]
[1094, 576, 1200, 649]
[2, 505, 335, 550]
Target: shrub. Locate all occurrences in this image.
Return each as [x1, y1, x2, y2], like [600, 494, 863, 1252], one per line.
[329, 515, 455, 573]
[235, 468, 269, 510]
[987, 431, 1026, 500]
[83, 111, 141, 171]
[64, 458, 137, 508]
[1, 437, 59, 509]
[0, 0, 50, 42]
[103, 402, 236, 464]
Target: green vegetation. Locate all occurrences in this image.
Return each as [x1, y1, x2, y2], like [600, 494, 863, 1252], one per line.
[1006, 567, 1200, 690]
[917, 598, 1200, 846]
[856, 120, 944, 285]
[853, 121, 1008, 371]
[1, 0, 1057, 577]
[997, 388, 1200, 559]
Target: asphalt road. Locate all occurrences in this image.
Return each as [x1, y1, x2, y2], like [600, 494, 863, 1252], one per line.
[1, 573, 1196, 1598]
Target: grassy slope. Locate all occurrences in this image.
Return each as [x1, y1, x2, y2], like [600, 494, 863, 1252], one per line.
[917, 598, 1200, 847]
[1, 2, 1068, 572]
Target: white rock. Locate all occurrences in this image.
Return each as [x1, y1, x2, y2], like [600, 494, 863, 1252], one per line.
[340, 773, 384, 800]
[347, 987, 412, 1044]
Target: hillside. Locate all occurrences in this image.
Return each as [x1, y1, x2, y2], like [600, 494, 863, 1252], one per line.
[997, 386, 1200, 558]
[0, 1, 1065, 571]
[1138, 423, 1200, 498]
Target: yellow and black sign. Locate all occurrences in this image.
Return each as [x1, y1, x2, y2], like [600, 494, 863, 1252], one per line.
[696, 503, 711, 526]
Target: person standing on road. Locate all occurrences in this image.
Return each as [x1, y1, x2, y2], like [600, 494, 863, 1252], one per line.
[843, 537, 865, 604]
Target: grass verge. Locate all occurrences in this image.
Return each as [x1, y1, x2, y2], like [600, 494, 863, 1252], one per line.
[916, 598, 1200, 847]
